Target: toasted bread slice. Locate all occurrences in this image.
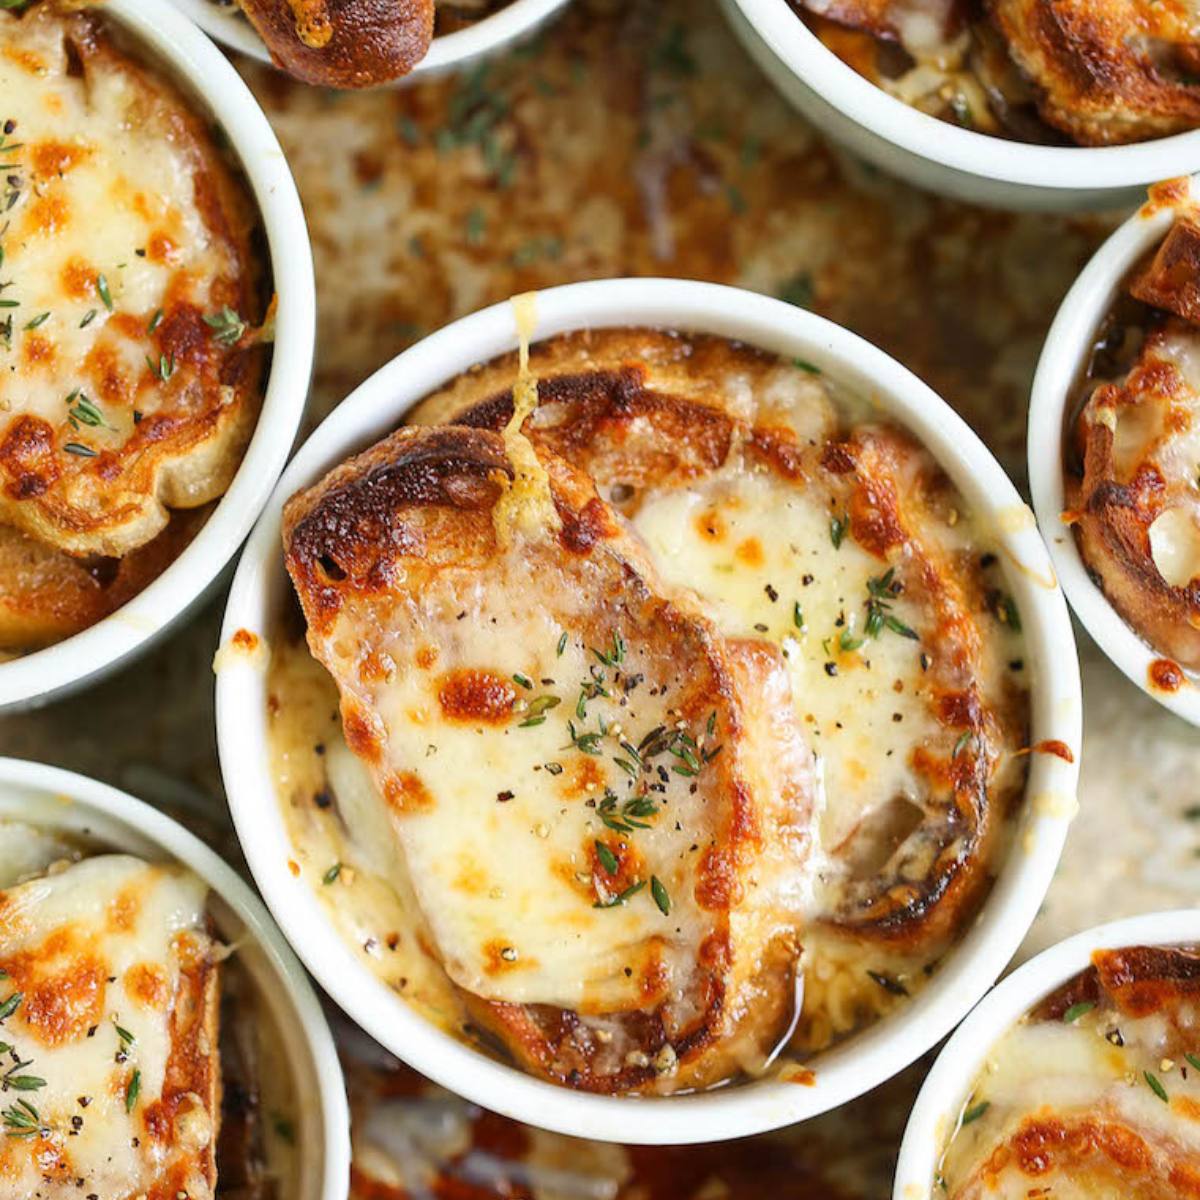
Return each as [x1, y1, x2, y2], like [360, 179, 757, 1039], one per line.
[1068, 316, 1200, 671]
[411, 329, 1030, 970]
[283, 424, 815, 1093]
[0, 854, 221, 1199]
[0, 508, 206, 654]
[0, 6, 265, 559]
[233, 0, 434, 87]
[986, 0, 1200, 144]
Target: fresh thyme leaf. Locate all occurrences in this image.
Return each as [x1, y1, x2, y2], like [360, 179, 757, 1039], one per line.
[793, 602, 804, 630]
[1186, 1053, 1200, 1071]
[125, 1069, 141, 1113]
[830, 514, 848, 549]
[63, 442, 98, 458]
[146, 308, 163, 334]
[79, 308, 97, 328]
[792, 358, 821, 374]
[23, 311, 48, 330]
[145, 352, 174, 382]
[512, 672, 533, 690]
[595, 841, 618, 875]
[650, 875, 670, 916]
[593, 880, 645, 909]
[525, 695, 560, 718]
[556, 631, 568, 657]
[884, 614, 919, 640]
[96, 273, 113, 311]
[961, 1100, 990, 1125]
[1062, 1001, 1094, 1024]
[839, 628, 863, 652]
[114, 1022, 135, 1047]
[0, 993, 21, 1022]
[322, 862, 341, 885]
[203, 305, 246, 347]
[6, 1076, 45, 1093]
[1145, 1070, 1168, 1103]
[952, 731, 972, 758]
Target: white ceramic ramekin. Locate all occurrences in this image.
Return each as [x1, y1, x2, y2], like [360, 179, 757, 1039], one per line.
[0, 0, 314, 714]
[1029, 178, 1200, 727]
[0, 756, 350, 1200]
[169, 0, 573, 85]
[893, 908, 1200, 1200]
[216, 278, 1081, 1145]
[720, 0, 1200, 211]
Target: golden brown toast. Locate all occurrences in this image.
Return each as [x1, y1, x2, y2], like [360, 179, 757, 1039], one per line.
[282, 423, 816, 1093]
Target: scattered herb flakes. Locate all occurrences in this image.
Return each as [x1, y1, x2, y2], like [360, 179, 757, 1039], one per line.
[778, 271, 815, 309]
[96, 273, 113, 311]
[1144, 1070, 1169, 1103]
[1062, 1001, 1095, 1024]
[322, 862, 342, 885]
[272, 1112, 296, 1144]
[464, 206, 487, 245]
[595, 841, 619, 876]
[988, 589, 1022, 633]
[961, 1100, 990, 1125]
[650, 875, 671, 916]
[203, 305, 245, 346]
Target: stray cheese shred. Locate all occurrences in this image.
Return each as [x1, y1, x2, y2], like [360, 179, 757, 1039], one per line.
[492, 292, 561, 547]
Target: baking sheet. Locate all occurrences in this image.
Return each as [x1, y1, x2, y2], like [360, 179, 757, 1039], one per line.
[3, 0, 1198, 1194]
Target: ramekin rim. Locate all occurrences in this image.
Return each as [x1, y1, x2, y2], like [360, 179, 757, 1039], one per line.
[216, 277, 1081, 1144]
[168, 0, 574, 80]
[728, 0, 1200, 191]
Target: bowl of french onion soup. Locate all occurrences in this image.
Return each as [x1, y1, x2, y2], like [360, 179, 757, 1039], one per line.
[718, 0, 1200, 210]
[894, 908, 1200, 1200]
[0, 0, 313, 711]
[216, 278, 1081, 1143]
[1031, 176, 1200, 727]
[0, 756, 349, 1199]
[169, 0, 573, 88]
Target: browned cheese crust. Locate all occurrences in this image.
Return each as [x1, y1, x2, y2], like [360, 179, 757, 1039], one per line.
[234, 0, 435, 87]
[282, 423, 816, 1094]
[986, 0, 1200, 144]
[0, 5, 266, 559]
[411, 328, 1029, 962]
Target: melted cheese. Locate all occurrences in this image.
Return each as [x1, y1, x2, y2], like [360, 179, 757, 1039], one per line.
[331, 583, 749, 1013]
[0, 848, 216, 1200]
[0, 6, 258, 557]
[939, 958, 1200, 1199]
[492, 292, 560, 546]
